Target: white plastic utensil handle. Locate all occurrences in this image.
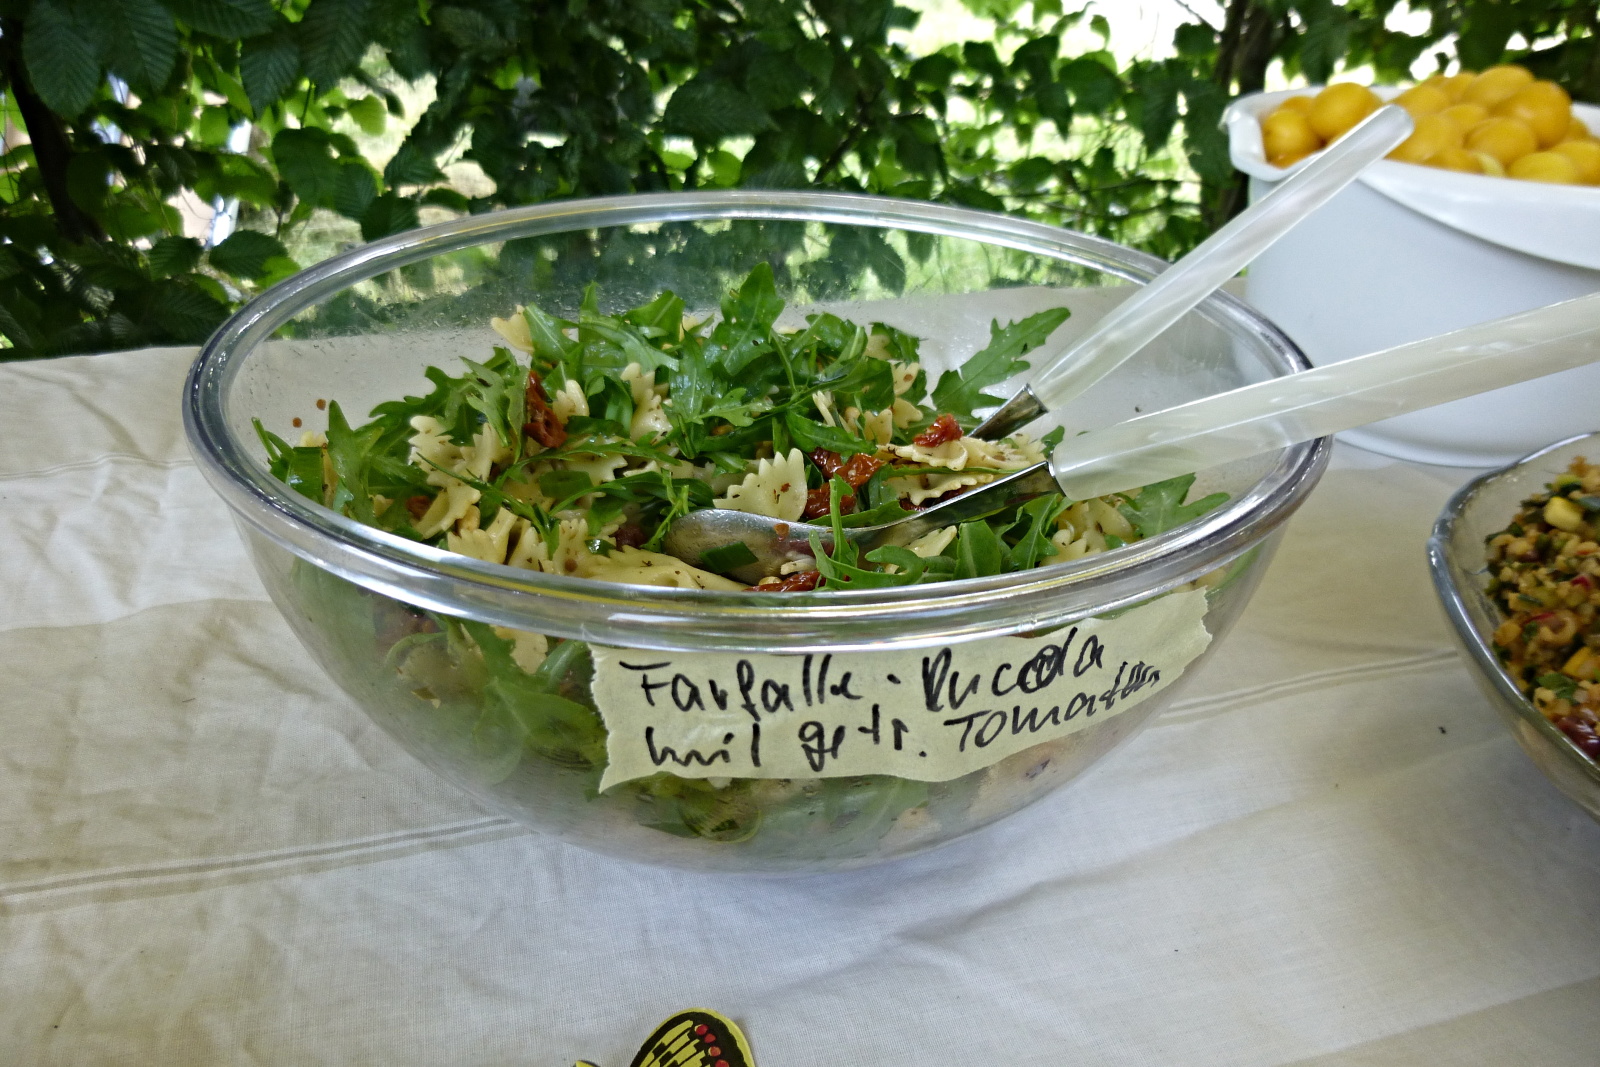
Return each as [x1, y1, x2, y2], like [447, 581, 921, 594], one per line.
[1026, 105, 1414, 413]
[1049, 291, 1600, 501]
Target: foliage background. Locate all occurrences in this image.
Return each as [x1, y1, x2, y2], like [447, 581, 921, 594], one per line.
[0, 0, 1594, 359]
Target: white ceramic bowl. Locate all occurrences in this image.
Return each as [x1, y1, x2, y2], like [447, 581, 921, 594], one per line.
[1228, 87, 1600, 467]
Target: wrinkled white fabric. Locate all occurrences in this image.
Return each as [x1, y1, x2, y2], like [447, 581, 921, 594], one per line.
[3, 348, 1598, 1066]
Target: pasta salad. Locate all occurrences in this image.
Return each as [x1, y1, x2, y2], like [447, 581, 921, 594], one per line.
[257, 263, 1224, 595]
[253, 266, 1231, 853]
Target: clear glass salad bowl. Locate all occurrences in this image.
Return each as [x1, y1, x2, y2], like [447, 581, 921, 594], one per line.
[1430, 432, 1600, 823]
[184, 192, 1329, 873]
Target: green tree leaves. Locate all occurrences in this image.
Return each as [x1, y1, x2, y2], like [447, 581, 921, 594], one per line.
[332, 161, 378, 219]
[164, 0, 276, 39]
[22, 1, 101, 116]
[148, 235, 203, 277]
[359, 192, 418, 241]
[144, 279, 230, 342]
[239, 31, 299, 114]
[0, 0, 1589, 361]
[207, 229, 287, 279]
[298, 0, 373, 86]
[104, 0, 179, 97]
[663, 77, 775, 141]
[382, 141, 445, 187]
[272, 127, 342, 207]
[1293, 0, 1352, 85]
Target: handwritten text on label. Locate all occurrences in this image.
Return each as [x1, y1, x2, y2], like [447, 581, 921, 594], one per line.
[591, 589, 1211, 790]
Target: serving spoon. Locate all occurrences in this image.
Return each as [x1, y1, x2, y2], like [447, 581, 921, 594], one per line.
[665, 291, 1600, 583]
[973, 104, 1414, 440]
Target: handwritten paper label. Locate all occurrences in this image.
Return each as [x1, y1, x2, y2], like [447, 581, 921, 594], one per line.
[592, 589, 1211, 791]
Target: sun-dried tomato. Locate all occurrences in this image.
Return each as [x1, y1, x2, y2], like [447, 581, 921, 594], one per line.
[755, 571, 823, 592]
[802, 486, 855, 520]
[405, 494, 433, 519]
[809, 449, 886, 489]
[842, 452, 885, 487]
[913, 413, 962, 448]
[612, 522, 647, 549]
[810, 449, 846, 480]
[523, 368, 567, 449]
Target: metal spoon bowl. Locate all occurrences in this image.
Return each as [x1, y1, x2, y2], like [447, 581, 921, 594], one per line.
[663, 464, 1059, 584]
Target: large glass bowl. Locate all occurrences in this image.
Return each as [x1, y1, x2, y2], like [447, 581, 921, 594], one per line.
[184, 192, 1329, 873]
[1429, 432, 1600, 823]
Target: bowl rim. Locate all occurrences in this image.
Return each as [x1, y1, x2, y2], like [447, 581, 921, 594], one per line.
[1428, 430, 1600, 792]
[184, 190, 1330, 652]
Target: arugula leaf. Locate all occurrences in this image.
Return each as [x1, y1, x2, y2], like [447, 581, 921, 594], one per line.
[812, 549, 926, 589]
[565, 469, 712, 550]
[809, 345, 895, 412]
[1117, 474, 1229, 538]
[621, 289, 685, 339]
[864, 545, 927, 581]
[562, 415, 630, 439]
[929, 306, 1071, 421]
[700, 389, 768, 428]
[642, 477, 698, 551]
[711, 262, 783, 377]
[535, 432, 676, 467]
[520, 303, 579, 374]
[783, 410, 876, 457]
[459, 347, 526, 453]
[1002, 493, 1069, 571]
[539, 469, 595, 509]
[369, 365, 451, 422]
[417, 455, 551, 535]
[284, 446, 327, 504]
[951, 520, 1007, 580]
[810, 476, 864, 587]
[325, 401, 388, 523]
[583, 312, 680, 374]
[698, 541, 759, 574]
[634, 774, 762, 841]
[253, 418, 294, 479]
[584, 375, 635, 433]
[462, 622, 607, 770]
[787, 311, 856, 356]
[871, 322, 922, 366]
[369, 359, 503, 449]
[858, 464, 900, 511]
[839, 497, 917, 528]
[584, 495, 627, 537]
[666, 315, 770, 458]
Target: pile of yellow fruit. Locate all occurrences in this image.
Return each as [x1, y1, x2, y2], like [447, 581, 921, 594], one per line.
[1259, 64, 1600, 185]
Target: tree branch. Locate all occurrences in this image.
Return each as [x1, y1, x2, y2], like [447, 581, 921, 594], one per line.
[814, 91, 880, 185]
[1213, 0, 1251, 91]
[0, 18, 106, 244]
[1580, 2, 1600, 104]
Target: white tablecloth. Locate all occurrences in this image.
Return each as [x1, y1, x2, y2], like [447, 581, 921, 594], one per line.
[4, 347, 1598, 1065]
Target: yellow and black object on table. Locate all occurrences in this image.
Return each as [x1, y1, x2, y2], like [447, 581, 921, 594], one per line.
[576, 1008, 756, 1067]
